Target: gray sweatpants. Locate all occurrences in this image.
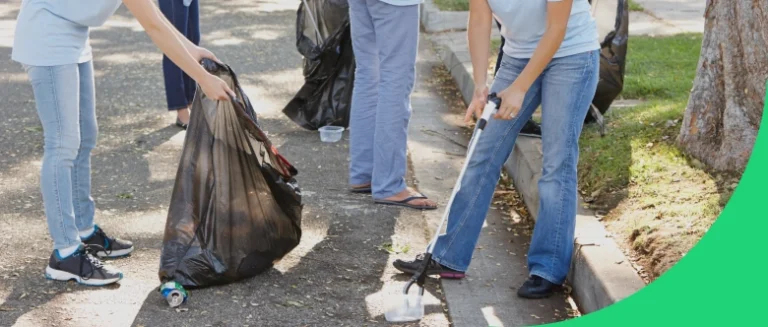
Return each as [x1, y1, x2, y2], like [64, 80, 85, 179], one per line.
[348, 0, 420, 199]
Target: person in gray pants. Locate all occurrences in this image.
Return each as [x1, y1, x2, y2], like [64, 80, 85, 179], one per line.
[347, 0, 437, 210]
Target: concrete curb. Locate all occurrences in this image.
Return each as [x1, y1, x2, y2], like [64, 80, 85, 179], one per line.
[420, 0, 469, 33]
[427, 34, 647, 315]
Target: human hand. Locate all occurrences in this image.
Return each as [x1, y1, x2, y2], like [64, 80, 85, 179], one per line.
[191, 46, 221, 64]
[464, 86, 489, 123]
[198, 73, 235, 101]
[494, 84, 526, 120]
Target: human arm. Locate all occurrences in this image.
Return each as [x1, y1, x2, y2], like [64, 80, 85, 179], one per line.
[122, 0, 232, 100]
[464, 0, 494, 123]
[149, 3, 221, 63]
[494, 0, 573, 120]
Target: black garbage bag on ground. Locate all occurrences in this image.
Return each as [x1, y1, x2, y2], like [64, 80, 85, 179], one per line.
[587, 0, 629, 123]
[159, 59, 303, 288]
[282, 0, 355, 130]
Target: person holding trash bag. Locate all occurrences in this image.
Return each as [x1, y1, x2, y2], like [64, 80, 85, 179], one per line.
[347, 0, 438, 210]
[11, 0, 233, 286]
[158, 0, 201, 129]
[393, 0, 600, 299]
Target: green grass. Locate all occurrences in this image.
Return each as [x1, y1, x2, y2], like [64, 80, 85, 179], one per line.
[579, 99, 689, 194]
[575, 33, 727, 279]
[622, 33, 703, 99]
[628, 0, 645, 12]
[579, 33, 703, 194]
[434, 0, 469, 11]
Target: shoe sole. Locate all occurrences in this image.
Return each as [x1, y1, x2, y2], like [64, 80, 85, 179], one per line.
[97, 246, 134, 259]
[393, 265, 466, 279]
[517, 287, 561, 299]
[45, 266, 123, 286]
[517, 291, 554, 299]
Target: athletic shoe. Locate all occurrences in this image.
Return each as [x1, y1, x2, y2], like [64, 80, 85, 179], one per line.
[393, 253, 466, 279]
[82, 225, 134, 258]
[517, 275, 561, 299]
[45, 244, 123, 286]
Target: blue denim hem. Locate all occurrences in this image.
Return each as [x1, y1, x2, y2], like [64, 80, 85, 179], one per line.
[55, 238, 83, 252]
[349, 177, 372, 186]
[167, 102, 192, 111]
[372, 185, 407, 201]
[431, 251, 467, 273]
[528, 269, 563, 285]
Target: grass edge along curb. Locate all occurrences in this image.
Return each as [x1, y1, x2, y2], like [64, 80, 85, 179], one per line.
[550, 82, 768, 327]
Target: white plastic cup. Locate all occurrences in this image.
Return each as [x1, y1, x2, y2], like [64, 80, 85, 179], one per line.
[319, 126, 344, 143]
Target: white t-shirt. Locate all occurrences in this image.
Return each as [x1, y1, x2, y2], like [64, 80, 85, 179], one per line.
[489, 0, 600, 59]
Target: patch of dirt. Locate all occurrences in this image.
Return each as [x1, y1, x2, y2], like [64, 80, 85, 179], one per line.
[591, 169, 738, 283]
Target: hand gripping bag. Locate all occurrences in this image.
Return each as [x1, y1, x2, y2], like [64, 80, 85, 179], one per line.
[159, 59, 303, 288]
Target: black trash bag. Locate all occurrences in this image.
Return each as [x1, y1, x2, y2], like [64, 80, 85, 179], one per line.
[159, 59, 303, 288]
[282, 0, 355, 130]
[587, 0, 629, 123]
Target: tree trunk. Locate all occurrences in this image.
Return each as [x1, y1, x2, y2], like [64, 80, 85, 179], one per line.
[677, 0, 767, 173]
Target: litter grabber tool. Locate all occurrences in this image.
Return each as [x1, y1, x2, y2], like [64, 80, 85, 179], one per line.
[384, 94, 501, 323]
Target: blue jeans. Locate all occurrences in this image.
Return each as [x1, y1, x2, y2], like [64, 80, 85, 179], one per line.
[431, 50, 600, 284]
[348, 0, 420, 199]
[159, 0, 200, 111]
[25, 61, 98, 250]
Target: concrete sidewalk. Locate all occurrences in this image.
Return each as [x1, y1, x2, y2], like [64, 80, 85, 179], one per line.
[407, 38, 572, 327]
[630, 0, 705, 36]
[418, 0, 710, 317]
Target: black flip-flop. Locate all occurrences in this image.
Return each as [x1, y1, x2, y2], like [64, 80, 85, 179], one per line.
[176, 118, 188, 130]
[375, 195, 438, 210]
[349, 186, 372, 194]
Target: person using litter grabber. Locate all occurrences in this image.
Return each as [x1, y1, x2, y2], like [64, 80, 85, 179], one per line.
[392, 0, 600, 301]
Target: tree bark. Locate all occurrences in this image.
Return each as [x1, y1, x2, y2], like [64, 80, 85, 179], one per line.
[677, 0, 767, 173]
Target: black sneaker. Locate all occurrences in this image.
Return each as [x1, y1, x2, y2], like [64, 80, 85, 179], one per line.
[82, 225, 134, 258]
[393, 254, 466, 279]
[45, 245, 123, 286]
[517, 275, 561, 299]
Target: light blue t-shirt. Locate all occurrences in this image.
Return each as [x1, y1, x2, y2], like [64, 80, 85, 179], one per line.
[489, 0, 600, 59]
[12, 0, 123, 66]
[379, 0, 423, 6]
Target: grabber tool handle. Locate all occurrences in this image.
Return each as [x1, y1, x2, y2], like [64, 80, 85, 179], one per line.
[477, 93, 500, 130]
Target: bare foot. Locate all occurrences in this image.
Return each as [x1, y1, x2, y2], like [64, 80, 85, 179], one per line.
[381, 187, 437, 208]
[176, 107, 191, 125]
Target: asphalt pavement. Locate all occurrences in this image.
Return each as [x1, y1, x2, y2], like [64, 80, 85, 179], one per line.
[0, 1, 568, 326]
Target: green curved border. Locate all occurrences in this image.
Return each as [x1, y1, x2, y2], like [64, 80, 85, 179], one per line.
[552, 81, 768, 326]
